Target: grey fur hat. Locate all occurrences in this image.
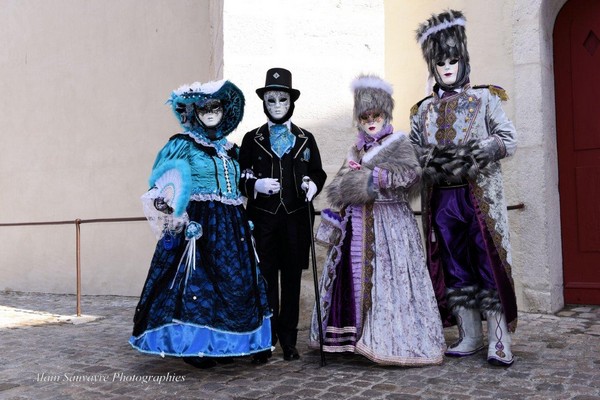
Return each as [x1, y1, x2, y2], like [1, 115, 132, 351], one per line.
[416, 10, 470, 88]
[351, 74, 394, 124]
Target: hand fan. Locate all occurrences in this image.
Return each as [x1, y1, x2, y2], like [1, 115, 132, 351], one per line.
[142, 160, 192, 240]
[150, 161, 192, 217]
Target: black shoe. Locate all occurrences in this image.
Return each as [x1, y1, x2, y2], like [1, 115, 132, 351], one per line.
[183, 357, 217, 369]
[282, 345, 300, 361]
[251, 349, 272, 365]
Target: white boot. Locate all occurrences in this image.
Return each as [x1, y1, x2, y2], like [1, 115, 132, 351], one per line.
[486, 311, 514, 366]
[445, 307, 485, 357]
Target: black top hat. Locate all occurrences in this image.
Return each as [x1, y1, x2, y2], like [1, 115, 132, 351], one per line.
[255, 68, 301, 101]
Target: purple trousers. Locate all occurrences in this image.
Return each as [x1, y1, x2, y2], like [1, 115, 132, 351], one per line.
[430, 185, 499, 290]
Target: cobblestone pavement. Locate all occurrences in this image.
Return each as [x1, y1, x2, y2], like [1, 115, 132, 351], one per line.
[0, 290, 599, 400]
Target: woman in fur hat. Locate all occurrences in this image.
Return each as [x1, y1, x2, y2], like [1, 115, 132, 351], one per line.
[308, 75, 445, 366]
[410, 10, 518, 367]
[130, 80, 272, 368]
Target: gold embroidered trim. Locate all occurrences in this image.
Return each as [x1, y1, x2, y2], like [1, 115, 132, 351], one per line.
[362, 203, 375, 319]
[434, 99, 459, 143]
[470, 181, 517, 330]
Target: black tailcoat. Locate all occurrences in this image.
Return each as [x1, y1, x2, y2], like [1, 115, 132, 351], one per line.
[238, 123, 327, 345]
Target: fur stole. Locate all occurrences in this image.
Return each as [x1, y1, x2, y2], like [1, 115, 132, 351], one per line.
[327, 132, 421, 209]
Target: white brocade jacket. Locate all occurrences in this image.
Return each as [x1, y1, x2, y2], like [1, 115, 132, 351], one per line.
[409, 83, 519, 331]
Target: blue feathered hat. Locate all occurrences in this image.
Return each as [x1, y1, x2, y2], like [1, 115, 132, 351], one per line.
[167, 80, 245, 139]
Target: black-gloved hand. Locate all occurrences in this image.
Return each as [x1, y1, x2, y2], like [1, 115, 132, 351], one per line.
[468, 139, 494, 170]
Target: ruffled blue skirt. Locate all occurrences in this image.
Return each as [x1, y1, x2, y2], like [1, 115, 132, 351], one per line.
[130, 200, 272, 357]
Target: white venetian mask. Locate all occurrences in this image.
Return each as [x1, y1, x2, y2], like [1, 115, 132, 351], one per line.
[195, 100, 223, 127]
[264, 90, 290, 120]
[435, 58, 460, 86]
[358, 110, 385, 136]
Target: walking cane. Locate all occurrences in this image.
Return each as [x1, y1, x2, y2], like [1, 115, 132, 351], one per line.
[303, 177, 327, 367]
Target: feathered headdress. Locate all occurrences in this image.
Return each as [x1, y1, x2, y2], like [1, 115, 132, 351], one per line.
[416, 10, 470, 89]
[351, 74, 394, 124]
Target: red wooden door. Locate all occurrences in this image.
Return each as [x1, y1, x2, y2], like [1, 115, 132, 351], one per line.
[554, 0, 600, 304]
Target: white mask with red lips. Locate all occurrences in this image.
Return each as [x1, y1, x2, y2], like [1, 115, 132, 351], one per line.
[435, 58, 460, 86]
[358, 109, 385, 136]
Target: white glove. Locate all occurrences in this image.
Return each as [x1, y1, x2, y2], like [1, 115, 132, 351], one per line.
[301, 177, 318, 202]
[254, 178, 280, 195]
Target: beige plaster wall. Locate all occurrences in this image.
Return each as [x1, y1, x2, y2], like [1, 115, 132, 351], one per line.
[0, 0, 221, 296]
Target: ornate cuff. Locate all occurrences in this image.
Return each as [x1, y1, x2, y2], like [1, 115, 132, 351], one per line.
[493, 136, 507, 159]
[373, 167, 389, 189]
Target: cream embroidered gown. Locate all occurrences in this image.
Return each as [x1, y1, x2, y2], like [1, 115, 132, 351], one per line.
[309, 131, 445, 366]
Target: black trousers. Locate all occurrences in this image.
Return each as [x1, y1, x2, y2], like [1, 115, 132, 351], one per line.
[250, 207, 312, 347]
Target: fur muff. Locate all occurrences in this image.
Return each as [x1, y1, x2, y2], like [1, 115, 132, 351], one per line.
[327, 133, 421, 209]
[421, 142, 479, 185]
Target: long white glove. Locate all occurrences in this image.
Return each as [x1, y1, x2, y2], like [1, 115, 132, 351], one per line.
[254, 178, 281, 196]
[301, 177, 317, 201]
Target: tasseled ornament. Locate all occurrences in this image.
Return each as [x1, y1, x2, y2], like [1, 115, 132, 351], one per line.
[170, 221, 203, 293]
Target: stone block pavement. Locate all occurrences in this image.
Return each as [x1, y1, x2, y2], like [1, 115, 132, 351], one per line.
[0, 290, 599, 400]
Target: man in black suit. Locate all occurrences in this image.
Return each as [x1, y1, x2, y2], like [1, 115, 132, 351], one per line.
[239, 67, 327, 362]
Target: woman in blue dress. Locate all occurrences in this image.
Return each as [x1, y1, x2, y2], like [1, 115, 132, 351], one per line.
[130, 80, 272, 368]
